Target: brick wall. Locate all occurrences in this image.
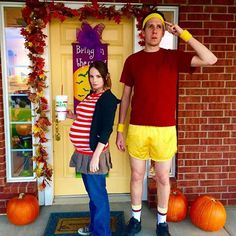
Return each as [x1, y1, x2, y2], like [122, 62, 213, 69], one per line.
[143, 0, 236, 207]
[0, 0, 235, 213]
[177, 0, 236, 206]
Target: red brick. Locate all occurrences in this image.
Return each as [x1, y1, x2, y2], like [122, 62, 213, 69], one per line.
[225, 110, 236, 116]
[184, 159, 206, 166]
[202, 66, 224, 73]
[222, 180, 236, 186]
[224, 138, 236, 145]
[178, 139, 199, 145]
[228, 22, 236, 28]
[229, 173, 236, 178]
[208, 131, 230, 138]
[200, 166, 221, 173]
[180, 5, 204, 13]
[211, 29, 233, 36]
[228, 186, 236, 192]
[204, 21, 227, 28]
[229, 159, 236, 165]
[178, 110, 201, 117]
[188, 0, 208, 4]
[200, 180, 222, 186]
[200, 153, 222, 159]
[207, 173, 228, 179]
[204, 37, 226, 44]
[208, 117, 230, 124]
[202, 110, 223, 116]
[178, 180, 199, 187]
[184, 131, 207, 138]
[189, 29, 210, 36]
[207, 159, 229, 165]
[201, 124, 223, 131]
[188, 13, 210, 21]
[213, 0, 234, 3]
[204, 6, 227, 13]
[185, 173, 206, 180]
[200, 139, 222, 145]
[207, 186, 228, 193]
[211, 14, 234, 21]
[179, 96, 202, 103]
[222, 166, 236, 172]
[226, 81, 236, 88]
[178, 166, 200, 173]
[226, 67, 236, 73]
[185, 89, 207, 95]
[226, 52, 236, 58]
[178, 152, 200, 159]
[185, 104, 207, 110]
[184, 186, 206, 194]
[209, 146, 229, 153]
[228, 199, 236, 205]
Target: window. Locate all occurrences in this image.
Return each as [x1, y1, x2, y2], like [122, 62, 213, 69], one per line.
[1, 6, 35, 181]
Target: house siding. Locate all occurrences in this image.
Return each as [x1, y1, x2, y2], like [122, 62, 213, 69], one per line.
[0, 0, 236, 213]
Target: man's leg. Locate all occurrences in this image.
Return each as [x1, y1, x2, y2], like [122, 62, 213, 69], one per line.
[124, 157, 146, 236]
[155, 159, 172, 236]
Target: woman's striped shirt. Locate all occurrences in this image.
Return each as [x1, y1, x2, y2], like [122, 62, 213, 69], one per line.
[69, 92, 108, 155]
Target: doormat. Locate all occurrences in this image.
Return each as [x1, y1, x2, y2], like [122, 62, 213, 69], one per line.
[43, 211, 125, 236]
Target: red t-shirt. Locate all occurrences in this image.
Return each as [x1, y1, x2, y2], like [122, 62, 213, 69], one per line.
[120, 48, 194, 126]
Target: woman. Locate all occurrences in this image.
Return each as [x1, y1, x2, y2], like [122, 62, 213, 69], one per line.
[67, 61, 119, 236]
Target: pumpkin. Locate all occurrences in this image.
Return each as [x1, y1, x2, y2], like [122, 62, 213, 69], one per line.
[6, 193, 39, 225]
[167, 188, 188, 222]
[190, 195, 227, 231]
[15, 124, 32, 136]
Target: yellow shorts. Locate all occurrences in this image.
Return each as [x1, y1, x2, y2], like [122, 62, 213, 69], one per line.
[126, 125, 177, 161]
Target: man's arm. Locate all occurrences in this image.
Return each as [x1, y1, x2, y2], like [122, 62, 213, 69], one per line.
[116, 85, 132, 151]
[165, 21, 217, 67]
[188, 37, 217, 67]
[119, 85, 132, 124]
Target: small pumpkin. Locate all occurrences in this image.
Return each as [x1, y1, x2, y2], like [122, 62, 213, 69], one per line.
[15, 124, 32, 136]
[167, 188, 188, 222]
[190, 195, 226, 231]
[6, 193, 39, 225]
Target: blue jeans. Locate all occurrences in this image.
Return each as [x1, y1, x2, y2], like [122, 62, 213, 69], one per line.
[82, 174, 111, 236]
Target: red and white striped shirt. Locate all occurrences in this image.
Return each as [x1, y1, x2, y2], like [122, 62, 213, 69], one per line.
[69, 92, 108, 155]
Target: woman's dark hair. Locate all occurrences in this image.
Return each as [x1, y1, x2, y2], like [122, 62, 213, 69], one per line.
[142, 10, 166, 30]
[88, 61, 111, 89]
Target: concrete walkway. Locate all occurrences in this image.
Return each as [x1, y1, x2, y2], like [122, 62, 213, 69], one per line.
[0, 201, 235, 236]
[168, 205, 236, 236]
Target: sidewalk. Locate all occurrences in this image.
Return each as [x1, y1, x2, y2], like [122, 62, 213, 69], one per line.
[0, 201, 235, 236]
[168, 205, 236, 236]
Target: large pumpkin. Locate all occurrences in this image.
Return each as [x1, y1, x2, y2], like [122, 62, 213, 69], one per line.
[6, 193, 39, 225]
[190, 195, 227, 231]
[167, 188, 188, 222]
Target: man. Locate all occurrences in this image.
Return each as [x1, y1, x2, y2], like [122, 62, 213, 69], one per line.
[116, 11, 217, 236]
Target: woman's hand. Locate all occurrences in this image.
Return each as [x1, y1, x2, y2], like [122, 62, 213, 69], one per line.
[66, 109, 76, 119]
[90, 142, 105, 172]
[90, 154, 100, 172]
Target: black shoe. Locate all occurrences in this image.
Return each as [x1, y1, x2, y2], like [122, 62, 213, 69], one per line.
[156, 223, 171, 236]
[123, 217, 141, 236]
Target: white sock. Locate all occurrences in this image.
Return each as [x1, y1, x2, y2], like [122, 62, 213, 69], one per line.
[157, 206, 167, 224]
[131, 204, 142, 222]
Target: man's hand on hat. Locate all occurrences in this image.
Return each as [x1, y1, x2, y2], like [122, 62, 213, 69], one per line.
[165, 21, 184, 37]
